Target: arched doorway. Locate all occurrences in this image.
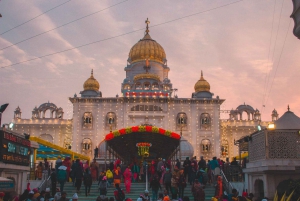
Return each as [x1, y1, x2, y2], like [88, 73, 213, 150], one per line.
[105, 125, 180, 163]
[254, 179, 264, 199]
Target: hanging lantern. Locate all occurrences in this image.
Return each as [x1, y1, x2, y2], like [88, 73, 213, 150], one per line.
[136, 142, 152, 157]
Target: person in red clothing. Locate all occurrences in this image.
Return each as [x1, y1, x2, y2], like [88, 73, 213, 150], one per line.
[149, 160, 156, 179]
[123, 167, 132, 193]
[62, 157, 71, 181]
[114, 183, 125, 201]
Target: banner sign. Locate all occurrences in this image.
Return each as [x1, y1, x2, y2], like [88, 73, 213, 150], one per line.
[0, 181, 14, 191]
[0, 130, 31, 166]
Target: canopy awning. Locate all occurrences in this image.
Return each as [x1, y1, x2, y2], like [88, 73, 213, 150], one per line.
[105, 125, 181, 160]
[30, 136, 89, 161]
[233, 152, 248, 160]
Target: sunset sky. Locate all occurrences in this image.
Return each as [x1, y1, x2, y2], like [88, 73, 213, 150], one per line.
[0, 0, 299, 124]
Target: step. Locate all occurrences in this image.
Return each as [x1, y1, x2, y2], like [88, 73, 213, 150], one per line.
[60, 182, 215, 201]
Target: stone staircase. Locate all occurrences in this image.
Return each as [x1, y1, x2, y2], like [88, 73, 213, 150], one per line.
[63, 181, 215, 201]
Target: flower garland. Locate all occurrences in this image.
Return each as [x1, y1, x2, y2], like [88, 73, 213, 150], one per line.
[105, 125, 181, 141]
[136, 142, 152, 147]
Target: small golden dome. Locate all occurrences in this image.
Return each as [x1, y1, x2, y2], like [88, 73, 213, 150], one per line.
[128, 19, 166, 64]
[194, 71, 210, 92]
[83, 69, 100, 91]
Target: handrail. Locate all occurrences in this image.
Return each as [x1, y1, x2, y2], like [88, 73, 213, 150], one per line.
[30, 136, 90, 160]
[221, 169, 233, 193]
[38, 175, 51, 190]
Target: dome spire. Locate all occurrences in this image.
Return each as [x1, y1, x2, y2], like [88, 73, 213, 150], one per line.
[83, 69, 100, 91]
[145, 18, 150, 35]
[194, 70, 210, 92]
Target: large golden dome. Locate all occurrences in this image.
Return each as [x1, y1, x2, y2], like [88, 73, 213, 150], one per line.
[83, 69, 100, 91]
[194, 71, 210, 92]
[128, 19, 166, 64]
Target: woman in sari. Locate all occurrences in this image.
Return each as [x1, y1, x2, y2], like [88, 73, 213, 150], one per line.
[123, 167, 132, 193]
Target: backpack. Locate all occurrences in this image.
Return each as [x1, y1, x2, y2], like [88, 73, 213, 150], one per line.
[57, 170, 66, 182]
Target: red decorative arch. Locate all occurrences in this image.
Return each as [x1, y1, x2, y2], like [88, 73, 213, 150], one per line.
[105, 125, 181, 141]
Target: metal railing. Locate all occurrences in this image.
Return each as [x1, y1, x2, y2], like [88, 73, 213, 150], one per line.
[223, 165, 243, 182]
[38, 175, 51, 191]
[221, 169, 233, 194]
[28, 162, 53, 180]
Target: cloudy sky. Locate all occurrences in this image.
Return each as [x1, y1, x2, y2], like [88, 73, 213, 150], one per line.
[0, 0, 298, 124]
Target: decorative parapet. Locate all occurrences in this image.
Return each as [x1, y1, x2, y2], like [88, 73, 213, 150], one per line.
[249, 130, 300, 162]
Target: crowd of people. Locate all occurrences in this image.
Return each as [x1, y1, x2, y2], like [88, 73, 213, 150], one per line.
[0, 155, 262, 201]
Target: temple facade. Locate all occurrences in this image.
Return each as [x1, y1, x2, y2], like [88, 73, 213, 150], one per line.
[11, 20, 277, 161]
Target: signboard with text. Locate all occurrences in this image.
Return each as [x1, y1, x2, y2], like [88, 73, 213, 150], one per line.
[0, 130, 31, 166]
[0, 181, 14, 191]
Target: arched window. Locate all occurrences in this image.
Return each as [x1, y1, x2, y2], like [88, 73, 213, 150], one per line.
[176, 112, 187, 129]
[106, 112, 116, 130]
[144, 82, 151, 90]
[82, 138, 92, 153]
[83, 112, 93, 129]
[163, 85, 170, 91]
[201, 139, 211, 152]
[152, 82, 159, 90]
[123, 84, 130, 90]
[136, 82, 142, 90]
[221, 140, 229, 157]
[200, 113, 211, 129]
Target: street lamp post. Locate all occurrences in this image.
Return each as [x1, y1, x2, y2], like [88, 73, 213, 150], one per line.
[179, 125, 183, 162]
[145, 163, 148, 191]
[178, 115, 185, 163]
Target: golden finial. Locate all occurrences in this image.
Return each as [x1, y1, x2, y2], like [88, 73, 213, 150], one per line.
[145, 18, 150, 34]
[91, 69, 94, 77]
[201, 70, 203, 78]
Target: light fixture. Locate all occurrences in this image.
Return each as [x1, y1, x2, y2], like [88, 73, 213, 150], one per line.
[9, 123, 14, 129]
[267, 123, 275, 130]
[257, 125, 262, 131]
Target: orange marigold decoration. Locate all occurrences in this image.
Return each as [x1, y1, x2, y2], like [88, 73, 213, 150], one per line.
[104, 126, 181, 141]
